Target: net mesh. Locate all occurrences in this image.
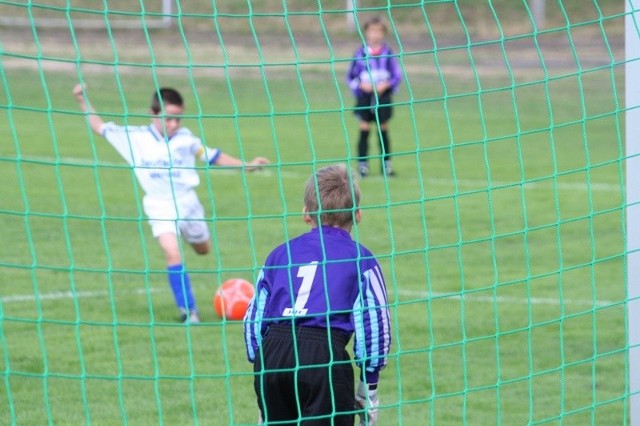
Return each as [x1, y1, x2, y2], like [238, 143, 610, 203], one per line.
[0, 1, 629, 424]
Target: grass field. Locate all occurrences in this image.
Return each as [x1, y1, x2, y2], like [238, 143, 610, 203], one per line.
[0, 2, 630, 425]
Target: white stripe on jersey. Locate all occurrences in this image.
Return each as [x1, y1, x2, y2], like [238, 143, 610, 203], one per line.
[366, 266, 391, 365]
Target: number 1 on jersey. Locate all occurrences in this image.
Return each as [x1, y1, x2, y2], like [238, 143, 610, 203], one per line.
[282, 261, 318, 317]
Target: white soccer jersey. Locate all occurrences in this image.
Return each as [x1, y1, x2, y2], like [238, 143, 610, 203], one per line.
[100, 122, 221, 199]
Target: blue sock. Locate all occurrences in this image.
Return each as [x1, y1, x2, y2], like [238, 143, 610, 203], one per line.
[167, 264, 196, 311]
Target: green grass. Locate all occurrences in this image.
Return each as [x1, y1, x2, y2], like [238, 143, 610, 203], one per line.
[0, 20, 628, 426]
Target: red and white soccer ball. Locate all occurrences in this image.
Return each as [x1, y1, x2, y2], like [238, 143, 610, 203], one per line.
[214, 278, 255, 320]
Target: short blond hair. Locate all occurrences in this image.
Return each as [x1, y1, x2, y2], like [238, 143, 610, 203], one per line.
[304, 164, 361, 228]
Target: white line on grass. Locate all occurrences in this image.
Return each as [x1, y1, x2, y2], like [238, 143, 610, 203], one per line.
[394, 288, 619, 308]
[1, 286, 620, 309]
[11, 155, 621, 192]
[428, 178, 621, 192]
[0, 287, 163, 303]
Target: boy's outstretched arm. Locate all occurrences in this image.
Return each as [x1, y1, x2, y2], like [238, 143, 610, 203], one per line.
[213, 152, 270, 171]
[72, 83, 105, 135]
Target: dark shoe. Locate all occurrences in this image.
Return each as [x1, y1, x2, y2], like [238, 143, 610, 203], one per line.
[359, 164, 369, 178]
[180, 310, 200, 324]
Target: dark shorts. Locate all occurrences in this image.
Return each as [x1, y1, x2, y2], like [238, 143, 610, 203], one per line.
[254, 324, 355, 426]
[354, 90, 393, 124]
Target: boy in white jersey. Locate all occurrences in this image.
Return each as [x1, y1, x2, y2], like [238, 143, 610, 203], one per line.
[73, 83, 269, 324]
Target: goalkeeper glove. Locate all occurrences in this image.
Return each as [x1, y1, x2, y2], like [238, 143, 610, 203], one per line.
[355, 381, 379, 426]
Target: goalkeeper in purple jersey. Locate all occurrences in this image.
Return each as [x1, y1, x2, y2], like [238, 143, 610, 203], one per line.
[244, 164, 391, 425]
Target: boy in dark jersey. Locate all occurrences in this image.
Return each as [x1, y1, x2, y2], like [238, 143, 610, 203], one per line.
[244, 164, 391, 425]
[346, 16, 403, 178]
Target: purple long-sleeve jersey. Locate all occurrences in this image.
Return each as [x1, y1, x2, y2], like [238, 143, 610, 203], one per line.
[243, 225, 391, 383]
[346, 43, 403, 97]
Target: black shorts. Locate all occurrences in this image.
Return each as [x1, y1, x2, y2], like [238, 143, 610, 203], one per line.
[254, 324, 355, 426]
[354, 90, 393, 124]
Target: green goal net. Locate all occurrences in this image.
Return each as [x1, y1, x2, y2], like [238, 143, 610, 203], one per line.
[0, 1, 631, 424]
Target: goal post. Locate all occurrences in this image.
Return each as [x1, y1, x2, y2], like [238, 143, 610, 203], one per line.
[626, 0, 640, 424]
